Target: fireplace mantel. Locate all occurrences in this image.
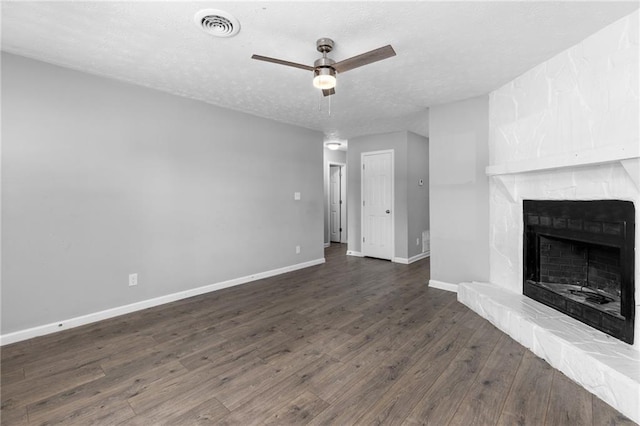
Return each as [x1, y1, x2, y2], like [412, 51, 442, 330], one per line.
[485, 143, 640, 203]
[485, 143, 639, 181]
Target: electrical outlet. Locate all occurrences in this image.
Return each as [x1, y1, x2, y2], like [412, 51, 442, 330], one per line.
[416, 238, 420, 246]
[129, 273, 138, 287]
[296, 245, 301, 254]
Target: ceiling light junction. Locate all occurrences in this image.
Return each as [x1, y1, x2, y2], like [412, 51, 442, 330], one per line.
[313, 38, 337, 90]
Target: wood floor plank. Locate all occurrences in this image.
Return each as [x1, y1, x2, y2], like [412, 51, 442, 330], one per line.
[216, 325, 292, 358]
[262, 391, 328, 425]
[448, 334, 525, 426]
[402, 318, 504, 425]
[497, 350, 555, 426]
[0, 325, 131, 374]
[303, 327, 354, 355]
[154, 397, 230, 425]
[215, 347, 324, 411]
[545, 370, 593, 426]
[216, 376, 308, 425]
[291, 353, 363, 404]
[1, 244, 635, 425]
[1, 362, 105, 411]
[293, 354, 345, 391]
[326, 316, 391, 362]
[353, 308, 481, 425]
[0, 367, 25, 387]
[177, 341, 246, 372]
[0, 405, 28, 425]
[126, 355, 266, 415]
[38, 398, 136, 426]
[307, 350, 417, 425]
[25, 361, 187, 424]
[23, 334, 156, 380]
[126, 395, 229, 425]
[0, 342, 31, 363]
[102, 336, 224, 374]
[385, 295, 466, 355]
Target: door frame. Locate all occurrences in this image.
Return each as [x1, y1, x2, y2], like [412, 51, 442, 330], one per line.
[327, 161, 347, 245]
[361, 149, 394, 260]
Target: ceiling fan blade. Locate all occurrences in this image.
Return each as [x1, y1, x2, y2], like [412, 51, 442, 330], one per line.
[333, 45, 396, 73]
[251, 54, 314, 72]
[322, 87, 335, 97]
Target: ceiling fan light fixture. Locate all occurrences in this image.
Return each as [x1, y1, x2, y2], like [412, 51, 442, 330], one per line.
[313, 67, 336, 90]
[252, 38, 395, 98]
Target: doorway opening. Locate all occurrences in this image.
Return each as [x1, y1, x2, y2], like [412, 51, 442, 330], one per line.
[328, 163, 347, 244]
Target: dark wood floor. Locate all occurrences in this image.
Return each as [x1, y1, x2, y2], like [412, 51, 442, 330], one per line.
[1, 244, 635, 425]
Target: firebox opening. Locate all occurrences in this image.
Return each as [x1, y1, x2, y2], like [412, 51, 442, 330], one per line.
[523, 199, 635, 344]
[532, 235, 622, 319]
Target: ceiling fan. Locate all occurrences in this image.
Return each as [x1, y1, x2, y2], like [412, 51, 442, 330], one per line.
[251, 38, 396, 97]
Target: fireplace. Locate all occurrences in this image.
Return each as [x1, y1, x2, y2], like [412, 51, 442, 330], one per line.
[523, 200, 635, 344]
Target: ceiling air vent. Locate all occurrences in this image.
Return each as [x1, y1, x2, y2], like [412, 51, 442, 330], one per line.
[194, 9, 240, 38]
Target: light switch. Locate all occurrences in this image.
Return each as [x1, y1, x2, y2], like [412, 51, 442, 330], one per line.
[294, 192, 301, 200]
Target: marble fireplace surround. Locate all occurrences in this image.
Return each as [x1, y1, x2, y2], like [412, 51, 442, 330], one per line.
[459, 145, 640, 423]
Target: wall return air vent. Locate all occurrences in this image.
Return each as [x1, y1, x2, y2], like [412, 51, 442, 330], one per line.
[194, 9, 240, 38]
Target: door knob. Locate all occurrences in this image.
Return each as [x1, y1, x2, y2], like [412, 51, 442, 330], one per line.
[386, 210, 391, 214]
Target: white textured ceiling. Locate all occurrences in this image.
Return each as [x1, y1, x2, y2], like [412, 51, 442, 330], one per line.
[2, 1, 638, 140]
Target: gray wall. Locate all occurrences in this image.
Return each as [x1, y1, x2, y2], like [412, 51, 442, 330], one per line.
[323, 148, 347, 245]
[407, 133, 429, 259]
[429, 95, 489, 286]
[1, 53, 324, 334]
[347, 131, 430, 261]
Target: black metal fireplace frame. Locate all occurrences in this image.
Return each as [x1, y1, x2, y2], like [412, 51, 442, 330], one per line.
[523, 200, 635, 344]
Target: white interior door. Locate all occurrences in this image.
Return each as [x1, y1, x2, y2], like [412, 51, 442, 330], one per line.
[330, 165, 341, 243]
[362, 150, 393, 260]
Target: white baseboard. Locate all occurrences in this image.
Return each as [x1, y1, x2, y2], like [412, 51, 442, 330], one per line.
[393, 251, 430, 264]
[429, 279, 458, 293]
[324, 242, 331, 248]
[346, 250, 364, 257]
[0, 258, 326, 346]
